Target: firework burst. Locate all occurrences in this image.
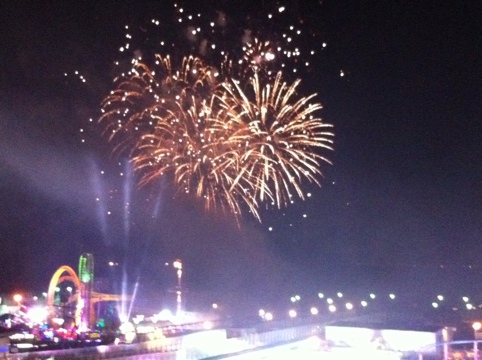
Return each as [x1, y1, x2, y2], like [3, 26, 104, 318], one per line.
[129, 97, 262, 220]
[100, 28, 334, 221]
[221, 38, 278, 83]
[99, 54, 219, 152]
[99, 56, 265, 219]
[218, 72, 334, 208]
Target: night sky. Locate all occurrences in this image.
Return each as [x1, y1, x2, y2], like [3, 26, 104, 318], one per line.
[0, 1, 481, 311]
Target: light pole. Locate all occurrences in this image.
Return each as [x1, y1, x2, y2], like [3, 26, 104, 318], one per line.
[473, 322, 481, 360]
[173, 259, 183, 317]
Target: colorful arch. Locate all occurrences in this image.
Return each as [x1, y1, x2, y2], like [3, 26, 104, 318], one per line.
[47, 265, 82, 325]
[47, 255, 131, 330]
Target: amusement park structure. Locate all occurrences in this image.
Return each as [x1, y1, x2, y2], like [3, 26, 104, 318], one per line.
[46, 253, 128, 329]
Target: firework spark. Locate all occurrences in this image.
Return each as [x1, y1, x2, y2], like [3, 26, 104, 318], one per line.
[99, 54, 218, 152]
[99, 32, 333, 221]
[129, 97, 262, 220]
[99, 56, 264, 219]
[218, 72, 334, 208]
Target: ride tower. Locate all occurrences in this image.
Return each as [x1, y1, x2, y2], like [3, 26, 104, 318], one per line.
[78, 253, 94, 329]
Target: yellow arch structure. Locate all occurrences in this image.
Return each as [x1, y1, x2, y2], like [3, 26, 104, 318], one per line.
[47, 266, 81, 306]
[47, 265, 82, 326]
[47, 265, 132, 329]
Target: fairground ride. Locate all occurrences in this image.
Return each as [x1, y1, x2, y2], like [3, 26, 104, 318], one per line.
[46, 253, 130, 330]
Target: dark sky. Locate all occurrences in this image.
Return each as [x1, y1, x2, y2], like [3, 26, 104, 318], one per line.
[0, 1, 481, 310]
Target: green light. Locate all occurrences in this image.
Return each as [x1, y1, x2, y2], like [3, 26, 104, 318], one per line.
[78, 254, 94, 284]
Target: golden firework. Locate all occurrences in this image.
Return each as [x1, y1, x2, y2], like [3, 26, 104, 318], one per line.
[218, 72, 334, 208]
[130, 97, 262, 220]
[99, 54, 218, 153]
[242, 38, 276, 74]
[99, 39, 334, 221]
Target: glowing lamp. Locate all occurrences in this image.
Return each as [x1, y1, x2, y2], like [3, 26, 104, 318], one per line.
[27, 307, 48, 324]
[203, 321, 213, 330]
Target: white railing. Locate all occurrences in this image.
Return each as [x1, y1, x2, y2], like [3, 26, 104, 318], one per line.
[9, 323, 480, 360]
[0, 323, 321, 360]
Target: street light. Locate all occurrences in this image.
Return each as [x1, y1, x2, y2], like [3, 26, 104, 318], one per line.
[13, 294, 22, 303]
[473, 322, 482, 337]
[172, 259, 183, 316]
[473, 322, 481, 360]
